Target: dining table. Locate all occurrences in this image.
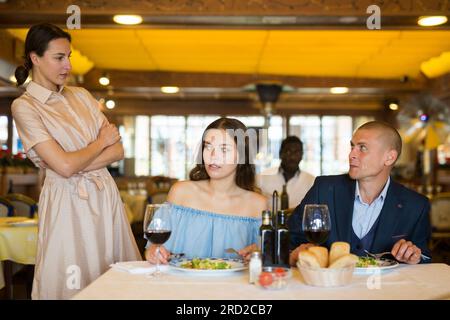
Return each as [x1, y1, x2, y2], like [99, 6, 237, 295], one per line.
[73, 262, 450, 300]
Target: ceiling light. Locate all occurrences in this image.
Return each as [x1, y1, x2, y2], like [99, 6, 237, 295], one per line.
[330, 87, 349, 94]
[418, 16, 448, 27]
[9, 75, 16, 84]
[113, 15, 143, 25]
[339, 16, 358, 23]
[389, 103, 399, 111]
[106, 100, 116, 109]
[161, 86, 179, 94]
[99, 74, 110, 86]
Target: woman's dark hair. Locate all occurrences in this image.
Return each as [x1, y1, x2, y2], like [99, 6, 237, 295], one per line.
[15, 23, 71, 86]
[189, 117, 256, 192]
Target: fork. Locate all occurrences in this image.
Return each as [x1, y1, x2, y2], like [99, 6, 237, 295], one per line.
[364, 250, 391, 259]
[365, 249, 431, 260]
[225, 248, 240, 256]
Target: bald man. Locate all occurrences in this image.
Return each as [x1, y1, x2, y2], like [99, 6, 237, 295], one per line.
[288, 121, 431, 266]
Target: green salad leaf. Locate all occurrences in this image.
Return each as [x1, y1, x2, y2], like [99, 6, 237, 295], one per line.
[356, 256, 379, 268]
[180, 258, 232, 270]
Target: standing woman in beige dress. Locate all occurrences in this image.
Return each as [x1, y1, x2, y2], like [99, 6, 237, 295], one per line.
[11, 23, 141, 300]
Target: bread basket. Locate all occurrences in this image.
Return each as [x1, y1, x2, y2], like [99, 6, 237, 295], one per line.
[297, 263, 355, 287]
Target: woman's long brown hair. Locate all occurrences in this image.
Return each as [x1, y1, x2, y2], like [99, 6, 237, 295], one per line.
[189, 117, 256, 192]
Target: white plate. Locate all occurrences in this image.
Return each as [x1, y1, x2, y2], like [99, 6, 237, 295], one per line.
[169, 258, 247, 275]
[7, 219, 38, 227]
[354, 258, 399, 274]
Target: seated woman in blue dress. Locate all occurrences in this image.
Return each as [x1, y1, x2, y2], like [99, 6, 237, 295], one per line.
[145, 117, 267, 263]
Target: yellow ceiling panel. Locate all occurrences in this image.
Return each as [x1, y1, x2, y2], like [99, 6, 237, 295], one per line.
[421, 52, 450, 78]
[7, 28, 450, 79]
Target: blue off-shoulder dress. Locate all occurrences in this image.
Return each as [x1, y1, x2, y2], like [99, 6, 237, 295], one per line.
[148, 203, 261, 259]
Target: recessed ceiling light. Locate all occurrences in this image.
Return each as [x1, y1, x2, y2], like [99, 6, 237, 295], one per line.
[113, 15, 143, 25]
[389, 103, 399, 111]
[106, 100, 116, 109]
[339, 16, 358, 23]
[161, 86, 180, 94]
[330, 87, 349, 94]
[99, 75, 110, 86]
[418, 16, 448, 27]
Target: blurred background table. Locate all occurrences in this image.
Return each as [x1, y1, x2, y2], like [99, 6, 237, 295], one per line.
[0, 217, 37, 299]
[120, 191, 148, 223]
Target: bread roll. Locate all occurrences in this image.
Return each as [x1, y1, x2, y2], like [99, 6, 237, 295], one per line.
[328, 254, 358, 269]
[298, 250, 321, 269]
[307, 246, 329, 268]
[329, 242, 350, 265]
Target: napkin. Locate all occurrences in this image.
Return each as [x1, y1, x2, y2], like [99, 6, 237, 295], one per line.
[110, 261, 169, 274]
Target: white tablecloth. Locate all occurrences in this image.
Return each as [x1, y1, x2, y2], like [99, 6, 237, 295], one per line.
[73, 263, 450, 300]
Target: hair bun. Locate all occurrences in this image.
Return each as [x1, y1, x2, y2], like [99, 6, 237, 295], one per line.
[14, 65, 29, 86]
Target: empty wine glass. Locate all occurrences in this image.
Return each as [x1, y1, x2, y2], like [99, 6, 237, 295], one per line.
[143, 203, 172, 277]
[302, 204, 331, 245]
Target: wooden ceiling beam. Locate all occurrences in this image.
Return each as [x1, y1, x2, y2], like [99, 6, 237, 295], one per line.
[0, 0, 448, 29]
[83, 69, 425, 91]
[100, 97, 383, 116]
[1, 0, 448, 16]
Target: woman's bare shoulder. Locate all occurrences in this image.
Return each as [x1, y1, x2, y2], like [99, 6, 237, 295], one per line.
[167, 180, 202, 205]
[242, 189, 269, 216]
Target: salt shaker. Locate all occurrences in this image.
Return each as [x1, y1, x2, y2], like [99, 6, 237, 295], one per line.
[249, 251, 262, 284]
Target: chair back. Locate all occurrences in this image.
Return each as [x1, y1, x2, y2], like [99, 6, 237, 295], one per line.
[149, 191, 168, 204]
[431, 192, 450, 231]
[0, 196, 14, 217]
[5, 193, 38, 218]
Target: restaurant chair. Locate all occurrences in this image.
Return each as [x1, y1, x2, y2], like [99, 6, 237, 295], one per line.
[0, 196, 15, 217]
[429, 192, 450, 250]
[148, 191, 168, 204]
[5, 193, 38, 218]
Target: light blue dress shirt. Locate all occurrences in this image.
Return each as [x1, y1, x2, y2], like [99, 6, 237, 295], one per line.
[352, 177, 390, 239]
[147, 203, 261, 259]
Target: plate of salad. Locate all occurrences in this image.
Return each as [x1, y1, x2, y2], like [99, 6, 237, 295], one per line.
[354, 256, 399, 274]
[169, 257, 247, 275]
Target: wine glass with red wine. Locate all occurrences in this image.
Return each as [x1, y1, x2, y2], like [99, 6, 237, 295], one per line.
[302, 204, 331, 245]
[143, 203, 172, 276]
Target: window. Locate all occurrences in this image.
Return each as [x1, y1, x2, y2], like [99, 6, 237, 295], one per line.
[0, 116, 8, 150]
[135, 116, 150, 176]
[12, 120, 24, 154]
[289, 116, 360, 176]
[321, 116, 352, 175]
[151, 116, 186, 179]
[120, 114, 374, 179]
[185, 116, 220, 174]
[289, 116, 321, 176]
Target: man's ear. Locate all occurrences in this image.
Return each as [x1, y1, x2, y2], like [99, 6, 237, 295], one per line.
[385, 149, 398, 166]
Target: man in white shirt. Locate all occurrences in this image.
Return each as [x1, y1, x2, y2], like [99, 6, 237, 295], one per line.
[256, 136, 315, 209]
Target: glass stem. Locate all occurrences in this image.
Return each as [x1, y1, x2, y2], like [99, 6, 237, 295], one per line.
[156, 245, 160, 274]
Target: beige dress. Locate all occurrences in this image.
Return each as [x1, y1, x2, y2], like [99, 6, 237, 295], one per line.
[11, 81, 141, 300]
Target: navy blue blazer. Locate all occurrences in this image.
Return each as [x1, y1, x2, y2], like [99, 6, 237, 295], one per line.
[287, 174, 432, 262]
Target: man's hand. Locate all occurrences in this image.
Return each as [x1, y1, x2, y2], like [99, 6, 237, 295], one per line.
[289, 243, 315, 266]
[391, 239, 421, 264]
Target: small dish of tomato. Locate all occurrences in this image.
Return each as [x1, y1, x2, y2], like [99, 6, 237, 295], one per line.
[257, 266, 291, 290]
